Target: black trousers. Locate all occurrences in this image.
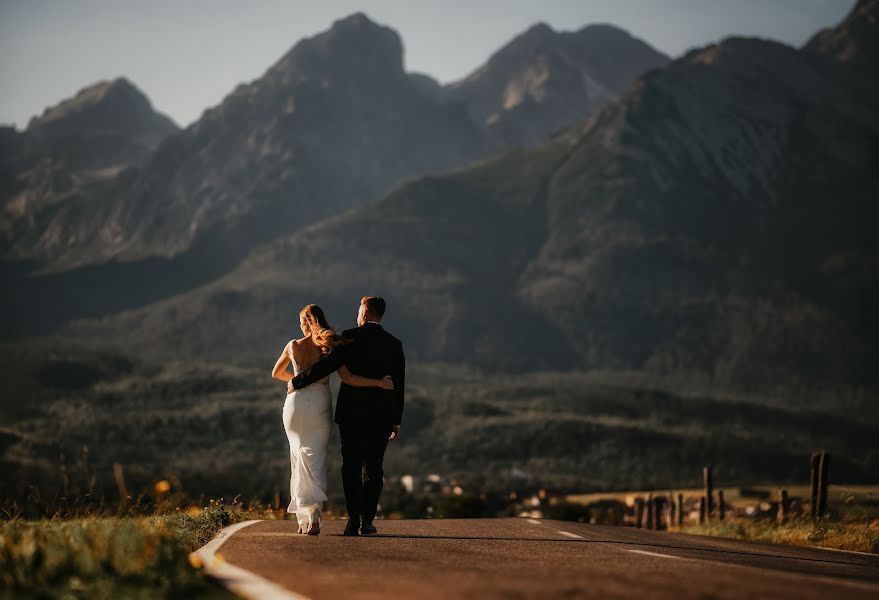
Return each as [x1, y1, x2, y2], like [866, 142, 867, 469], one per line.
[338, 422, 391, 522]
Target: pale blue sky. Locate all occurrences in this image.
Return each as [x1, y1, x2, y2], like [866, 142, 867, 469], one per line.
[0, 0, 856, 130]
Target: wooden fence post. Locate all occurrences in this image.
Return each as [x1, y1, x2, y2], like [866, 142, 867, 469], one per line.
[777, 489, 788, 525]
[704, 465, 714, 521]
[654, 496, 665, 530]
[635, 497, 644, 528]
[113, 462, 129, 503]
[646, 493, 655, 530]
[698, 496, 706, 525]
[667, 492, 675, 529]
[677, 493, 684, 527]
[717, 490, 725, 522]
[809, 452, 820, 522]
[817, 451, 831, 521]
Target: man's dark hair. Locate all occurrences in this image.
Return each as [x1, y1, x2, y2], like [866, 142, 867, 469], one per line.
[361, 295, 386, 319]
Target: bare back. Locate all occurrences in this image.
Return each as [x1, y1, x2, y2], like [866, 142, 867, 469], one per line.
[288, 336, 325, 373]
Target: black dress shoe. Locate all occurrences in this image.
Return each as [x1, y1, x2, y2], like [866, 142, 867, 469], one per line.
[360, 521, 377, 535]
[343, 518, 361, 536]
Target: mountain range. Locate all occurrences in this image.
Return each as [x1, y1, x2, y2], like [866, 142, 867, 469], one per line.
[1, 14, 668, 337]
[2, 15, 666, 270]
[60, 0, 879, 392]
[4, 2, 879, 393]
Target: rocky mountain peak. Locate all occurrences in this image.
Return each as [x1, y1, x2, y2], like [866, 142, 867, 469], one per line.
[25, 77, 177, 147]
[572, 22, 638, 42]
[485, 21, 561, 68]
[29, 78, 145, 128]
[516, 22, 556, 45]
[446, 20, 668, 148]
[684, 36, 789, 67]
[268, 12, 405, 85]
[805, 0, 878, 70]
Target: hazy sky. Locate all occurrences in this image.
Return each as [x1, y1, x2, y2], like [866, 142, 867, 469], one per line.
[0, 0, 856, 130]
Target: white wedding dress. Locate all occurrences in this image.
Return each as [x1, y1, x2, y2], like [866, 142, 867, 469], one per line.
[282, 354, 332, 532]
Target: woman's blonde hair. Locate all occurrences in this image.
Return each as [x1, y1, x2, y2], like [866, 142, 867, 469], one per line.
[299, 304, 348, 353]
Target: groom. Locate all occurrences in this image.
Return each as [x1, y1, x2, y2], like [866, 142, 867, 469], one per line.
[288, 296, 405, 536]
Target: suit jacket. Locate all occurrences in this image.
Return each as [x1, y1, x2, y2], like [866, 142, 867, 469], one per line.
[290, 322, 405, 428]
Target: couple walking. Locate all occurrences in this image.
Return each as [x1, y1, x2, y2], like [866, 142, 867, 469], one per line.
[271, 296, 405, 536]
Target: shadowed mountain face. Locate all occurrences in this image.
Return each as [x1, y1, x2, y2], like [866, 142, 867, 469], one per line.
[518, 33, 879, 383]
[1, 78, 179, 260]
[66, 1, 879, 388]
[68, 146, 576, 369]
[446, 22, 670, 149]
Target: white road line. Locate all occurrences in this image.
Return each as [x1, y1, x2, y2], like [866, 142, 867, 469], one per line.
[623, 547, 879, 592]
[526, 519, 542, 525]
[191, 519, 311, 600]
[627, 549, 684, 560]
[803, 544, 878, 557]
[558, 531, 584, 539]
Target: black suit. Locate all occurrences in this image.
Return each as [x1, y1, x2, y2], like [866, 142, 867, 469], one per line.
[290, 322, 405, 522]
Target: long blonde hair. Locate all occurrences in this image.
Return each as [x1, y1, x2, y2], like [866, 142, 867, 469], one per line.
[299, 304, 348, 353]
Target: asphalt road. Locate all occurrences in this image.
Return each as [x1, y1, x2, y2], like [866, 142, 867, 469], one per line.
[215, 518, 879, 599]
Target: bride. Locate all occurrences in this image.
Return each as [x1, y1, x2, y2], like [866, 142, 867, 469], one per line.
[271, 304, 393, 535]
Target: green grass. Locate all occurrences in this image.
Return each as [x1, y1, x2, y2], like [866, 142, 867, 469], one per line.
[0, 501, 282, 599]
[681, 517, 879, 554]
[3, 338, 877, 503]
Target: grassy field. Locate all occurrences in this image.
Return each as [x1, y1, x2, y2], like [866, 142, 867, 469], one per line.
[681, 518, 879, 554]
[2, 338, 877, 514]
[0, 501, 282, 598]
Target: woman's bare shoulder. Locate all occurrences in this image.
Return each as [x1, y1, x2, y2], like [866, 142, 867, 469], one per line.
[287, 337, 305, 354]
[289, 336, 316, 356]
